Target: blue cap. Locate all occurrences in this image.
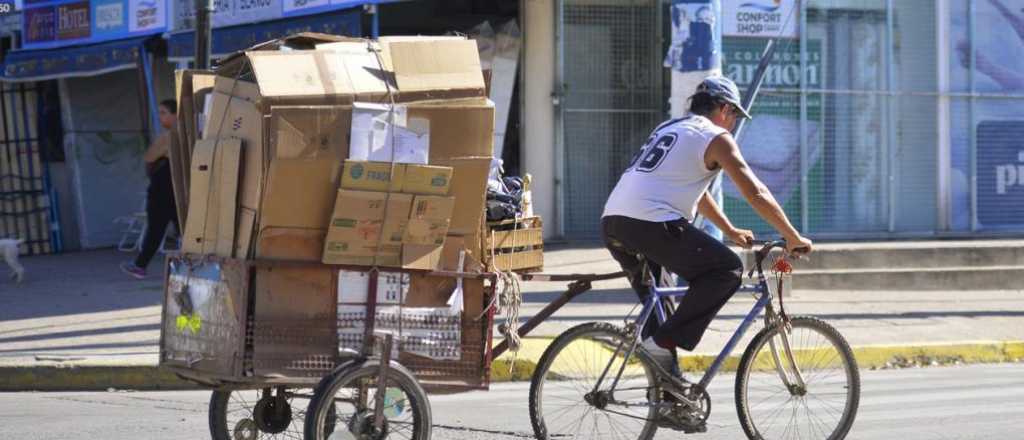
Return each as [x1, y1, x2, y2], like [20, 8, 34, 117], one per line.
[695, 75, 752, 119]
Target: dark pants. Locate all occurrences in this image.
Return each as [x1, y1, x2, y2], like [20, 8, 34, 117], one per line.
[602, 215, 743, 351]
[135, 160, 178, 270]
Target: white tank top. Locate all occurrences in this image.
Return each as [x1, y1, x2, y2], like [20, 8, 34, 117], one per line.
[603, 115, 727, 222]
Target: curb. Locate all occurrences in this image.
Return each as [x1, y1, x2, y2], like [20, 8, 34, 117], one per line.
[2, 341, 1021, 391]
[488, 340, 1024, 382]
[0, 366, 197, 392]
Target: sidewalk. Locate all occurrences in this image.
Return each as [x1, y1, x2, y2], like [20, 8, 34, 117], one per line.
[1, 246, 1022, 390]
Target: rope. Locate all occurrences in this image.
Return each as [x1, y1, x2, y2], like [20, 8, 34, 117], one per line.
[494, 270, 523, 372]
[366, 40, 400, 270]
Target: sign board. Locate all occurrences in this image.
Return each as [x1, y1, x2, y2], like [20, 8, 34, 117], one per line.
[21, 0, 167, 49]
[170, 0, 387, 32]
[722, 0, 799, 39]
[977, 120, 1024, 227]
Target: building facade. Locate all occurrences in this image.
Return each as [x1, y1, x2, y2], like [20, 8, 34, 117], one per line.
[523, 0, 1024, 240]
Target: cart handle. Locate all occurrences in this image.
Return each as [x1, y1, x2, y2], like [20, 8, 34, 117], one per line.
[518, 271, 627, 283]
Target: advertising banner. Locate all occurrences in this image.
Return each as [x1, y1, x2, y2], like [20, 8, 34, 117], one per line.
[721, 0, 798, 38]
[21, 0, 167, 49]
[720, 37, 823, 232]
[949, 0, 1024, 229]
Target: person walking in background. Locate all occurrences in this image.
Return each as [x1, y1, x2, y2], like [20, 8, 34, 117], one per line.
[120, 100, 179, 279]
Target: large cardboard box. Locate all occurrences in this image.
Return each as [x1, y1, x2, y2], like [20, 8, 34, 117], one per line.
[268, 105, 350, 161]
[323, 190, 454, 270]
[405, 195, 455, 246]
[323, 190, 413, 266]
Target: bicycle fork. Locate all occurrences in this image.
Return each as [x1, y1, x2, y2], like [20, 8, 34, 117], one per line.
[764, 308, 808, 396]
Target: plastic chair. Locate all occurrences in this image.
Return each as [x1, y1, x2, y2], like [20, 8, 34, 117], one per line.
[114, 196, 148, 252]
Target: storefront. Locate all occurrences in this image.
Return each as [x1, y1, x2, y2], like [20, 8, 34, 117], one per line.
[0, 1, 385, 252]
[1, 0, 176, 252]
[524, 0, 1024, 240]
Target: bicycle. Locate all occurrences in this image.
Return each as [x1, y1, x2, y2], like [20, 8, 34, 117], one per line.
[528, 240, 860, 440]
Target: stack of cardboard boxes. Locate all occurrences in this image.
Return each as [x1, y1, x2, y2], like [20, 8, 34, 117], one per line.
[173, 34, 494, 273]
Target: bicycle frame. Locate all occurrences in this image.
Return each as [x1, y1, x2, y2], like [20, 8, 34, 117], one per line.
[633, 276, 772, 391]
[593, 240, 805, 399]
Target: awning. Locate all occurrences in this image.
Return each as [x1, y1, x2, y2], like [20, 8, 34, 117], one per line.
[167, 7, 362, 63]
[1, 36, 150, 83]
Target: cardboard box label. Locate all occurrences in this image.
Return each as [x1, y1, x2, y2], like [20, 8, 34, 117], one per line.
[341, 161, 404, 192]
[341, 161, 452, 195]
[403, 165, 452, 195]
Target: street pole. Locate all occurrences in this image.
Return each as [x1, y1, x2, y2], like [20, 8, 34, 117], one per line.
[194, 0, 213, 69]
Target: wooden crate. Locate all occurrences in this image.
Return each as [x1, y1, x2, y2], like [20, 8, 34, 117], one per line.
[485, 216, 544, 272]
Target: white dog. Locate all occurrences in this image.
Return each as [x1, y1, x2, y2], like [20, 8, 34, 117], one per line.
[1, 238, 24, 284]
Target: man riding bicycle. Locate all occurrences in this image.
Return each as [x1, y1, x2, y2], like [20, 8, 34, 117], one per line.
[601, 75, 813, 372]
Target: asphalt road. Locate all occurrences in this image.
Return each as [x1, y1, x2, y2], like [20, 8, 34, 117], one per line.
[0, 363, 1020, 439]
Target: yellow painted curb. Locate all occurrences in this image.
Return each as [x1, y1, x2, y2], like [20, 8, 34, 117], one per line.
[489, 338, 1024, 382]
[2, 341, 1021, 390]
[0, 366, 197, 392]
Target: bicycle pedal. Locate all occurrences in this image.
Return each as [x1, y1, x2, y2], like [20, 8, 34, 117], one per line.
[682, 423, 707, 434]
[654, 410, 706, 433]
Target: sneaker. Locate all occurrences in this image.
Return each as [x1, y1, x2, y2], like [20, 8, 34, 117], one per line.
[640, 338, 678, 375]
[120, 262, 146, 279]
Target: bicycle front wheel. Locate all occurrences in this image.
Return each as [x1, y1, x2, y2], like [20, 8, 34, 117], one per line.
[735, 316, 860, 440]
[304, 360, 431, 440]
[529, 322, 660, 440]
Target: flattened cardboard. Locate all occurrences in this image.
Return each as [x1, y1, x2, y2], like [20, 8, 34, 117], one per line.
[213, 76, 261, 102]
[256, 227, 326, 261]
[384, 39, 486, 97]
[204, 92, 265, 212]
[439, 236, 484, 273]
[401, 244, 443, 270]
[259, 159, 340, 230]
[245, 50, 389, 102]
[182, 139, 217, 254]
[406, 274, 484, 315]
[252, 264, 336, 377]
[237, 37, 484, 105]
[433, 157, 490, 236]
[408, 100, 494, 161]
[269, 106, 351, 160]
[236, 208, 257, 258]
[168, 126, 188, 228]
[215, 141, 242, 257]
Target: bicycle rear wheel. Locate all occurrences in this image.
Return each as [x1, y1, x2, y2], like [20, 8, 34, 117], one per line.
[529, 322, 660, 440]
[735, 316, 860, 440]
